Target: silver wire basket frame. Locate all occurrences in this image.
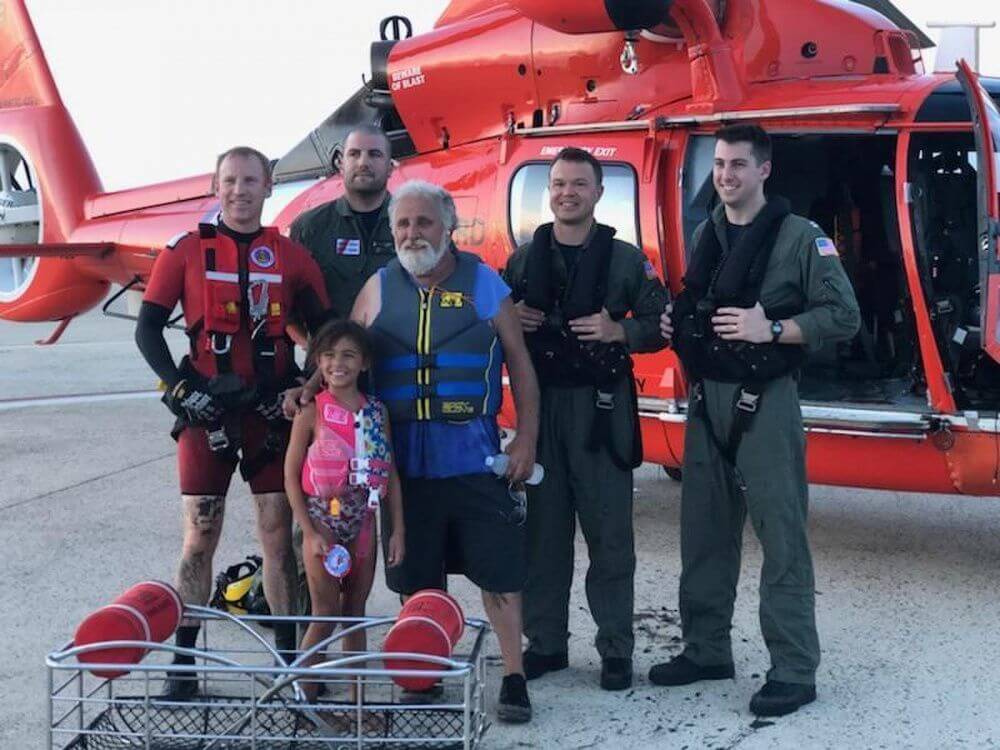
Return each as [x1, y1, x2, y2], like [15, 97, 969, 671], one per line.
[46, 606, 490, 749]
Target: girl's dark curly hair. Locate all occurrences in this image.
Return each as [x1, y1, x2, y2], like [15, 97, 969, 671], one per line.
[306, 318, 373, 368]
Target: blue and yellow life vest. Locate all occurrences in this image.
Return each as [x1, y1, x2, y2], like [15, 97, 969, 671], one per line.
[369, 251, 502, 422]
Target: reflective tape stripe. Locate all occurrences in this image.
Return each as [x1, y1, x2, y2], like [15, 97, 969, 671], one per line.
[248, 272, 282, 283]
[205, 270, 239, 282]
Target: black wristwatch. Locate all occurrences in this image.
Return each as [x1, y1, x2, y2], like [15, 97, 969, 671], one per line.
[770, 319, 784, 343]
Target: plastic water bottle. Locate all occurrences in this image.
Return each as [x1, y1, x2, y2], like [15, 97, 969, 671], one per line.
[485, 454, 545, 485]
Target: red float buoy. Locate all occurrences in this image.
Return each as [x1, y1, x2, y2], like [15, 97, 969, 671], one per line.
[74, 604, 151, 679]
[383, 615, 453, 692]
[113, 580, 182, 643]
[399, 589, 465, 646]
[384, 589, 465, 691]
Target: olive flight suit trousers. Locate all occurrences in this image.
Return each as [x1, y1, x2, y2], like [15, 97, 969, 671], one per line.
[524, 384, 636, 660]
[679, 374, 820, 685]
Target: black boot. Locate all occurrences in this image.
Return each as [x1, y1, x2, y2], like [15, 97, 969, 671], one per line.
[161, 626, 200, 701]
[648, 654, 734, 686]
[161, 673, 199, 701]
[749, 681, 816, 716]
[274, 621, 298, 666]
[522, 650, 568, 680]
[600, 657, 632, 691]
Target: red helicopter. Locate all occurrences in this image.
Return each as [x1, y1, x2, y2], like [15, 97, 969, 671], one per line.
[1, 0, 999, 496]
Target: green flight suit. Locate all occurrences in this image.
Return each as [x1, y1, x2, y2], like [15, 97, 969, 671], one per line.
[506, 226, 668, 659]
[289, 195, 396, 319]
[679, 204, 860, 685]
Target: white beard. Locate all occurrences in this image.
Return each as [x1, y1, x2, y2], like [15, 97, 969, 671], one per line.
[397, 237, 448, 277]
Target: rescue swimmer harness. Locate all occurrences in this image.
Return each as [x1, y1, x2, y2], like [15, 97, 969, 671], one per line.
[168, 223, 299, 480]
[671, 198, 804, 489]
[522, 223, 641, 470]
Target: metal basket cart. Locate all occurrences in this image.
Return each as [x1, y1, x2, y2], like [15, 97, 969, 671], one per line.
[47, 606, 490, 749]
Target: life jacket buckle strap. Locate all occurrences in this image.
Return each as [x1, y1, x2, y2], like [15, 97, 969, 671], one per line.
[735, 389, 760, 414]
[210, 333, 232, 355]
[207, 427, 230, 452]
[595, 390, 615, 411]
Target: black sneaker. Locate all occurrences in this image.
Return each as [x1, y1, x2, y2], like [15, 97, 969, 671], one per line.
[497, 673, 532, 724]
[647, 654, 735, 686]
[600, 657, 633, 691]
[522, 650, 568, 680]
[749, 680, 816, 716]
[160, 674, 198, 701]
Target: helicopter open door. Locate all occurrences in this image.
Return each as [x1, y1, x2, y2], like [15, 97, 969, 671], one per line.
[956, 61, 1000, 366]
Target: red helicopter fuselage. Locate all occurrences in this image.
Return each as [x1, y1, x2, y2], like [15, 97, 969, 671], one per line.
[2, 0, 999, 495]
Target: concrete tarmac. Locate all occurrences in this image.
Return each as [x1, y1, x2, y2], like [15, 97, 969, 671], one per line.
[2, 311, 1000, 749]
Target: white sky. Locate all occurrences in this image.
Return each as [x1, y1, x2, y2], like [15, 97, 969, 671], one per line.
[25, 0, 1000, 192]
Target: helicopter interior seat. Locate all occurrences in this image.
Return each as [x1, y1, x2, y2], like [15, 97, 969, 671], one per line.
[802, 167, 891, 383]
[909, 145, 981, 391]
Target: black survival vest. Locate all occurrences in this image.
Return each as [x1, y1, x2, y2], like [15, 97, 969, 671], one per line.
[671, 197, 805, 385]
[671, 197, 805, 490]
[522, 222, 641, 469]
[522, 223, 633, 388]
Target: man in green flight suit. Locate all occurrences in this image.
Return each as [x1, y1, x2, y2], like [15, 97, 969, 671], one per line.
[290, 124, 396, 319]
[654, 125, 860, 716]
[505, 147, 668, 691]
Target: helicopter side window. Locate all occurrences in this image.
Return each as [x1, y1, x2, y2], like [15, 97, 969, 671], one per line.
[508, 162, 639, 248]
[680, 135, 718, 258]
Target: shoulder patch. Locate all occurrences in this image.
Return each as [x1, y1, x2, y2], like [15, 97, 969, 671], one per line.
[643, 259, 658, 280]
[165, 231, 189, 250]
[815, 237, 839, 257]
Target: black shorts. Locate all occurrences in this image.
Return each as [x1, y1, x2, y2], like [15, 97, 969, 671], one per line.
[384, 473, 526, 595]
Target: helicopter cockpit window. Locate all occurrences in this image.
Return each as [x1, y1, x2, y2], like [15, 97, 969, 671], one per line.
[508, 162, 639, 248]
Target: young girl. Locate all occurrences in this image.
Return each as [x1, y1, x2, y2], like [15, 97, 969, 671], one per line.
[284, 319, 405, 702]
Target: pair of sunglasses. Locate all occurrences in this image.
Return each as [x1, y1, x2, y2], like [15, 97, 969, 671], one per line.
[505, 481, 527, 527]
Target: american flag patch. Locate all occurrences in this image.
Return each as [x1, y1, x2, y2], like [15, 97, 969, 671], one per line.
[643, 260, 658, 280]
[815, 237, 839, 257]
[335, 238, 361, 256]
